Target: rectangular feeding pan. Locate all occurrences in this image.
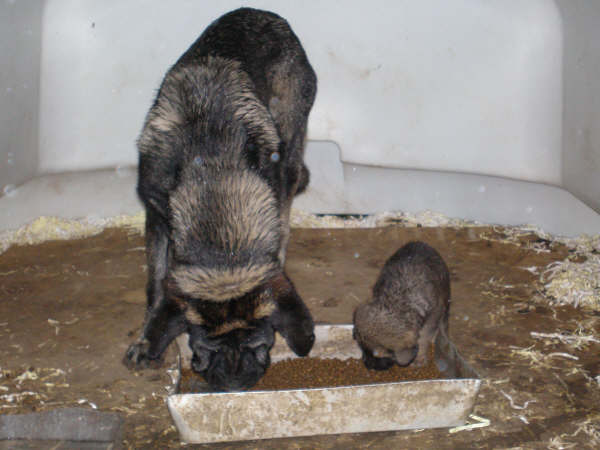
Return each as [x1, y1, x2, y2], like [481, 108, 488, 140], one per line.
[167, 325, 480, 444]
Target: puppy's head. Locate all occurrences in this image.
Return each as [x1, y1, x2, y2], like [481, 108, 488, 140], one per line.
[353, 303, 418, 370]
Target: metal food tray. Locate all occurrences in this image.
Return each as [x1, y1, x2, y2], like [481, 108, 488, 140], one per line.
[167, 325, 480, 444]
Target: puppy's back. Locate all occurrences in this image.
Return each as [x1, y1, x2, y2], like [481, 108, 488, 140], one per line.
[374, 241, 450, 322]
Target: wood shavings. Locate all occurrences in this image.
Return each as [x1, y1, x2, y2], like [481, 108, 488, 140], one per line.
[0, 391, 43, 403]
[110, 405, 137, 415]
[162, 425, 177, 436]
[15, 368, 38, 384]
[11, 367, 66, 386]
[569, 413, 600, 445]
[530, 331, 600, 349]
[548, 436, 577, 449]
[39, 368, 66, 381]
[289, 209, 478, 229]
[552, 373, 576, 405]
[448, 414, 490, 433]
[47, 318, 60, 335]
[519, 266, 540, 274]
[509, 345, 561, 369]
[376, 210, 478, 228]
[556, 233, 600, 255]
[0, 270, 17, 276]
[478, 225, 551, 251]
[485, 276, 516, 289]
[547, 352, 579, 361]
[77, 398, 98, 409]
[0, 212, 145, 255]
[499, 390, 537, 410]
[540, 255, 600, 310]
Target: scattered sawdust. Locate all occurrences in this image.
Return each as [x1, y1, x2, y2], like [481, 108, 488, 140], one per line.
[448, 414, 490, 433]
[569, 413, 600, 445]
[547, 435, 578, 449]
[548, 413, 600, 450]
[291, 209, 480, 229]
[465, 224, 600, 312]
[508, 345, 565, 370]
[540, 255, 600, 311]
[290, 209, 467, 228]
[530, 329, 600, 350]
[499, 389, 537, 410]
[478, 225, 554, 252]
[557, 234, 600, 255]
[0, 367, 70, 411]
[0, 212, 145, 255]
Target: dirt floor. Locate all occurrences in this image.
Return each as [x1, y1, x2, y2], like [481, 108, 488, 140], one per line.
[0, 224, 599, 448]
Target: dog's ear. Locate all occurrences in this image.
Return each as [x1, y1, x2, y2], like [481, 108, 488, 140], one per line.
[268, 273, 315, 356]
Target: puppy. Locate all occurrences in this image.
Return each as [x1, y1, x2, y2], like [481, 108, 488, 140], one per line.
[353, 241, 450, 370]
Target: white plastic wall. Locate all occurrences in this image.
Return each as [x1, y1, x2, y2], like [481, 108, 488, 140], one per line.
[557, 1, 600, 220]
[37, 0, 563, 183]
[1, 0, 599, 236]
[0, 0, 42, 191]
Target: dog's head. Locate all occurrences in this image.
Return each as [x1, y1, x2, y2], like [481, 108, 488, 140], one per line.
[172, 272, 314, 392]
[187, 318, 274, 392]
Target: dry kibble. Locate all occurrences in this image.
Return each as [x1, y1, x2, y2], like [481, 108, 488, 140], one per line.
[250, 356, 442, 391]
[179, 345, 442, 392]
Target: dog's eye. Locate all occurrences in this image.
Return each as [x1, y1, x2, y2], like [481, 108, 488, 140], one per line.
[270, 151, 280, 163]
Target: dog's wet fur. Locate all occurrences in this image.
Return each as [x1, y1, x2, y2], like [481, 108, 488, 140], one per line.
[123, 8, 316, 392]
[353, 241, 450, 370]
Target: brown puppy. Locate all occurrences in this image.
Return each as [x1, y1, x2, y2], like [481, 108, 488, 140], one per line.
[353, 241, 450, 370]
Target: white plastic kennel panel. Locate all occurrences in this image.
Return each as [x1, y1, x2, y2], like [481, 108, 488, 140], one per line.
[1, 0, 599, 236]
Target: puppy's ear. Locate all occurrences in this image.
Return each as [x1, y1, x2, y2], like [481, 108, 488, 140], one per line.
[268, 273, 315, 356]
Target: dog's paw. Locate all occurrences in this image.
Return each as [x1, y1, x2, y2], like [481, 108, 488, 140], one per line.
[122, 339, 162, 369]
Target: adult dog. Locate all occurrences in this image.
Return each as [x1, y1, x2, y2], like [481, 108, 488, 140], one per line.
[123, 8, 317, 391]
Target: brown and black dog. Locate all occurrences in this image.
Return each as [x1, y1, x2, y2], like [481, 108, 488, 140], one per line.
[123, 8, 317, 391]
